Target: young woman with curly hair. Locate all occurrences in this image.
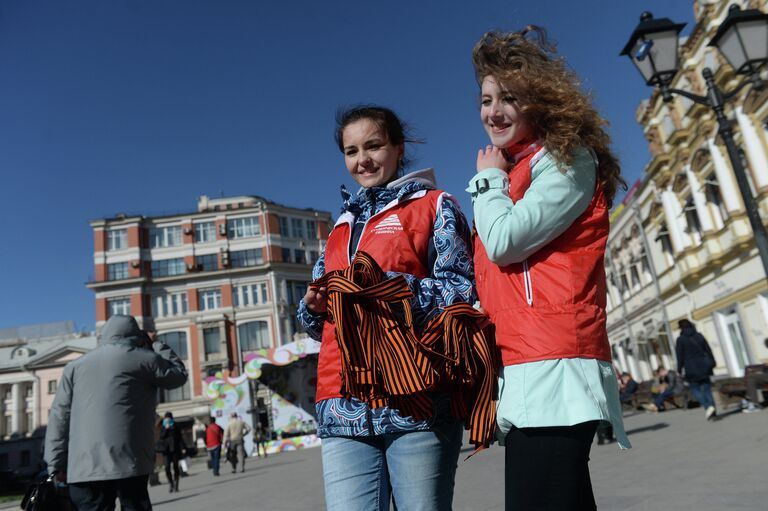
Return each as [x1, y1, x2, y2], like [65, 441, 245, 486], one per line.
[467, 26, 630, 510]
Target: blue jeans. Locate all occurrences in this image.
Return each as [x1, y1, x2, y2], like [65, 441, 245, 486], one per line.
[208, 446, 221, 475]
[322, 420, 463, 511]
[689, 380, 715, 409]
[654, 389, 675, 409]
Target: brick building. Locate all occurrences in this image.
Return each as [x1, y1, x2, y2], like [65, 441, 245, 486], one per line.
[88, 195, 331, 419]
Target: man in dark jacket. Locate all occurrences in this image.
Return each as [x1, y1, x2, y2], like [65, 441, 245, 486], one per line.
[159, 412, 186, 493]
[676, 319, 717, 420]
[45, 315, 187, 510]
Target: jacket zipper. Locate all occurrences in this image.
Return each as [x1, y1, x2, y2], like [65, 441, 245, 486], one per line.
[522, 259, 533, 306]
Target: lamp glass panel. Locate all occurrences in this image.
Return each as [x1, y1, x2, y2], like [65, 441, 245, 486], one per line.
[718, 20, 768, 73]
[648, 30, 680, 77]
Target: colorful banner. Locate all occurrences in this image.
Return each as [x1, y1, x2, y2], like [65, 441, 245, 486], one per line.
[204, 338, 321, 453]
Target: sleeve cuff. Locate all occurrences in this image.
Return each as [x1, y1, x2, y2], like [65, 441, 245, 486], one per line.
[466, 168, 509, 198]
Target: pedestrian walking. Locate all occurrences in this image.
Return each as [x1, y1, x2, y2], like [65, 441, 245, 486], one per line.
[676, 319, 718, 420]
[205, 416, 224, 476]
[158, 412, 186, 492]
[45, 315, 187, 511]
[253, 423, 268, 458]
[297, 105, 475, 510]
[223, 412, 251, 473]
[469, 26, 630, 510]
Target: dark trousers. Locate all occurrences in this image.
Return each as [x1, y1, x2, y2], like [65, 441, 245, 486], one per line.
[69, 475, 151, 511]
[208, 446, 221, 475]
[163, 453, 180, 485]
[653, 389, 675, 410]
[505, 421, 599, 511]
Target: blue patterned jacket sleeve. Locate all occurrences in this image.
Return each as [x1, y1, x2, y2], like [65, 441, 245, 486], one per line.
[387, 195, 476, 329]
[297, 248, 327, 342]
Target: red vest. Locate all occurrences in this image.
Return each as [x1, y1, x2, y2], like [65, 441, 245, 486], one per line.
[473, 149, 612, 366]
[315, 189, 446, 402]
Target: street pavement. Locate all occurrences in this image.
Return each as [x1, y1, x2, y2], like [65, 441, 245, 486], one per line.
[4, 406, 764, 510]
[142, 405, 767, 511]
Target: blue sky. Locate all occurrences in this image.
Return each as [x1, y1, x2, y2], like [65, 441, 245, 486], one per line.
[0, 0, 696, 331]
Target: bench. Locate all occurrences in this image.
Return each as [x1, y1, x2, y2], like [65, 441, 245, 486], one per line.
[717, 364, 768, 402]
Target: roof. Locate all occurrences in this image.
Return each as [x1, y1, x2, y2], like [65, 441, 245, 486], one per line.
[0, 333, 98, 371]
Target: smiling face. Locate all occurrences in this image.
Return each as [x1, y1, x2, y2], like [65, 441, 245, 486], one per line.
[342, 118, 404, 188]
[480, 75, 533, 149]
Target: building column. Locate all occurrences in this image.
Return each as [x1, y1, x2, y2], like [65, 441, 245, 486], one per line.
[661, 188, 690, 252]
[11, 383, 22, 434]
[735, 106, 768, 189]
[707, 137, 743, 213]
[684, 165, 714, 232]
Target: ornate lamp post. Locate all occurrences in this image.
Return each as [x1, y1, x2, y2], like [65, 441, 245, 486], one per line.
[621, 5, 768, 278]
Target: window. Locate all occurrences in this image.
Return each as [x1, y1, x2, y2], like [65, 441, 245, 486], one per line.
[291, 218, 303, 238]
[150, 226, 182, 248]
[195, 222, 216, 243]
[3, 415, 11, 436]
[683, 195, 702, 243]
[286, 280, 308, 305]
[107, 229, 127, 251]
[108, 297, 131, 317]
[310, 250, 319, 264]
[230, 249, 263, 268]
[228, 216, 260, 239]
[294, 249, 307, 265]
[281, 247, 292, 263]
[704, 174, 729, 228]
[47, 380, 57, 395]
[630, 265, 642, 290]
[2, 387, 11, 400]
[238, 321, 269, 351]
[233, 283, 269, 308]
[199, 289, 222, 311]
[107, 262, 128, 281]
[620, 274, 630, 299]
[25, 386, 33, 398]
[25, 412, 33, 432]
[656, 223, 675, 267]
[153, 293, 188, 318]
[279, 216, 290, 237]
[203, 328, 221, 356]
[151, 258, 185, 277]
[158, 331, 188, 359]
[305, 220, 316, 240]
[196, 254, 218, 272]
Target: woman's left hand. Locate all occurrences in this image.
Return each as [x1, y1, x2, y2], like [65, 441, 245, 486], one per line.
[477, 145, 508, 173]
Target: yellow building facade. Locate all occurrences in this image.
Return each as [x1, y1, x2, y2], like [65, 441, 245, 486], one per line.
[607, 0, 768, 381]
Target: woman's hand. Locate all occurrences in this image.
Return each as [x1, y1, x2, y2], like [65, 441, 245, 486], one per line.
[304, 286, 328, 314]
[477, 145, 509, 173]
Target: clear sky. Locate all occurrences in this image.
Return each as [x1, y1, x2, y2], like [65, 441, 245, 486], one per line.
[0, 0, 696, 332]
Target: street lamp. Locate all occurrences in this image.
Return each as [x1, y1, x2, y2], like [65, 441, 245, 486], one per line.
[621, 5, 768, 279]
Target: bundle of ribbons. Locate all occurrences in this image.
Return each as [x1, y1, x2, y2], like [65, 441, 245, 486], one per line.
[310, 251, 499, 452]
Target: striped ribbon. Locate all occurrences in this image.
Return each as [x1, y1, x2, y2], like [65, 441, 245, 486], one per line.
[312, 251, 498, 451]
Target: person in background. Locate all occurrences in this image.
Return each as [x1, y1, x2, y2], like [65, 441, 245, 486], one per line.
[253, 423, 268, 458]
[619, 372, 639, 405]
[159, 412, 186, 493]
[45, 315, 187, 511]
[224, 412, 251, 473]
[675, 319, 718, 420]
[646, 367, 685, 413]
[205, 416, 224, 476]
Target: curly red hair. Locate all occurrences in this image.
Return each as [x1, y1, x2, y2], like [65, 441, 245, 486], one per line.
[473, 26, 626, 207]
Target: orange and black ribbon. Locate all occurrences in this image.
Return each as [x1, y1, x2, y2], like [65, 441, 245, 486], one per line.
[312, 251, 498, 452]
